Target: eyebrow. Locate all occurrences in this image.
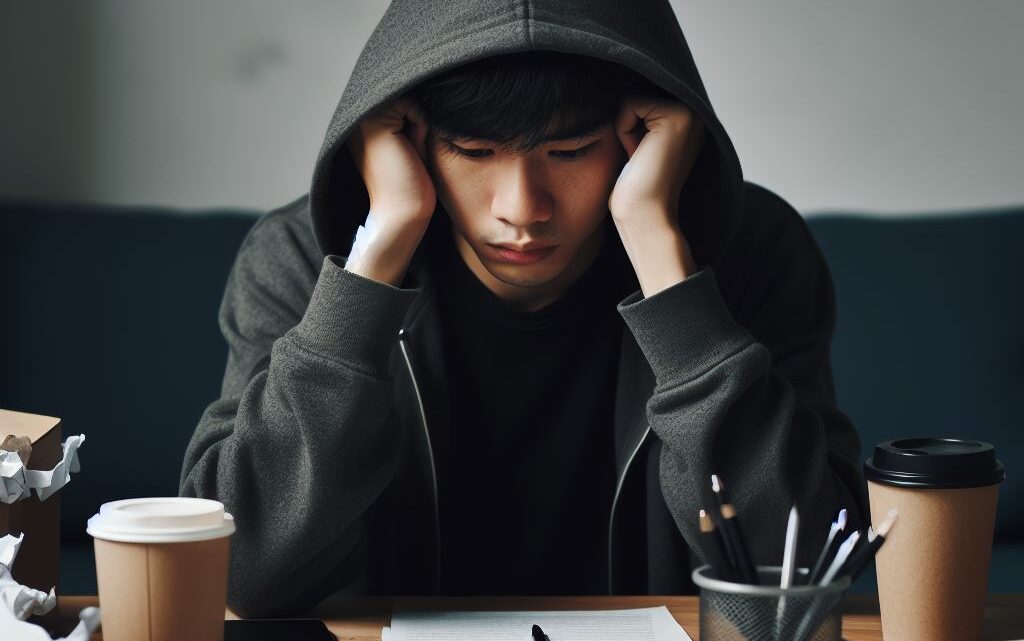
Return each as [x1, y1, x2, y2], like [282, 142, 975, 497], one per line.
[437, 121, 608, 145]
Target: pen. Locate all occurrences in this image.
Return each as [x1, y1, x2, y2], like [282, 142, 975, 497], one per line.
[818, 529, 861, 586]
[789, 529, 863, 641]
[699, 508, 737, 581]
[841, 509, 898, 582]
[807, 508, 847, 585]
[779, 505, 799, 590]
[531, 623, 550, 641]
[775, 506, 799, 639]
[711, 474, 759, 584]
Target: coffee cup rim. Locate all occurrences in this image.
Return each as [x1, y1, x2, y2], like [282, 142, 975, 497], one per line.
[864, 438, 1006, 489]
[87, 497, 236, 543]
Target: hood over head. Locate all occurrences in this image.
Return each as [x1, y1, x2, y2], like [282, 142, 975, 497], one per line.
[310, 0, 745, 273]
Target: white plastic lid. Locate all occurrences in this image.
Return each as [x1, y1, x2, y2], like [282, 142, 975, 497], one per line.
[87, 497, 235, 543]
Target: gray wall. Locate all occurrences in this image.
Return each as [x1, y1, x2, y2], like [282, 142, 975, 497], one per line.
[2, 1, 1021, 215]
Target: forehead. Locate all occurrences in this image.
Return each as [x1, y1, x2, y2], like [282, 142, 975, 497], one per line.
[435, 115, 611, 145]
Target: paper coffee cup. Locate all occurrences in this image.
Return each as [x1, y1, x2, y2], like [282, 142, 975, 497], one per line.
[864, 438, 1004, 641]
[87, 497, 235, 641]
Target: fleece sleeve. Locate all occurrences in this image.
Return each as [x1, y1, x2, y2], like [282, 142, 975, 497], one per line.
[178, 207, 420, 617]
[616, 215, 869, 573]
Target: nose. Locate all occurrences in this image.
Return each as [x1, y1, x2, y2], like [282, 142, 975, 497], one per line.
[491, 158, 553, 228]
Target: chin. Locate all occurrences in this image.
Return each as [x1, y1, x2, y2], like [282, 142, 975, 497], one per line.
[483, 261, 565, 289]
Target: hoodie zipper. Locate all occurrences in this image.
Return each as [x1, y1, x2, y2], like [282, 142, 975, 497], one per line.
[607, 426, 651, 594]
[398, 328, 442, 594]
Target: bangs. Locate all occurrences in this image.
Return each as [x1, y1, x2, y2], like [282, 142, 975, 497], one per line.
[410, 51, 665, 154]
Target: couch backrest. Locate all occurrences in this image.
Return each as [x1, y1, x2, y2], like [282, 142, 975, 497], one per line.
[2, 201, 1021, 543]
[1, 201, 257, 542]
[807, 208, 1023, 541]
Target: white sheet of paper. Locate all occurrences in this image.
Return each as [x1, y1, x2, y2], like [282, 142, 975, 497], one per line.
[382, 606, 692, 641]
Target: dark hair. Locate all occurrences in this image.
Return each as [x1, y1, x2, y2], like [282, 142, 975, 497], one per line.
[409, 50, 670, 154]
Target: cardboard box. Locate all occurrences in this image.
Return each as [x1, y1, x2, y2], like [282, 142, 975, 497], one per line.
[0, 408, 62, 594]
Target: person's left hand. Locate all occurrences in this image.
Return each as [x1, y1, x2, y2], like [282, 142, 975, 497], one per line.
[608, 95, 706, 228]
[608, 96, 705, 296]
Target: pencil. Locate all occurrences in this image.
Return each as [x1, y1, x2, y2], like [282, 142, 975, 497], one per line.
[842, 509, 898, 582]
[699, 509, 737, 582]
[710, 474, 759, 585]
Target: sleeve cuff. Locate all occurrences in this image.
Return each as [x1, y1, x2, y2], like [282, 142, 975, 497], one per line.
[290, 255, 421, 373]
[617, 267, 752, 386]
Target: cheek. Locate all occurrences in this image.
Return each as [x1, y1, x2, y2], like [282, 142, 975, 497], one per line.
[430, 157, 485, 218]
[568, 141, 624, 192]
[561, 157, 621, 220]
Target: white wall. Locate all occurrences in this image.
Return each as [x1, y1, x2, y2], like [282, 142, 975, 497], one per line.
[1, 0, 1021, 215]
[674, 0, 1024, 215]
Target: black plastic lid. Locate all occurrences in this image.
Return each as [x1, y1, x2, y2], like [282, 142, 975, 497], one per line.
[864, 438, 1005, 489]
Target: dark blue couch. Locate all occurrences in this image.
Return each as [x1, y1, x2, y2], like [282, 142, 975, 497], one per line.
[1, 200, 1020, 596]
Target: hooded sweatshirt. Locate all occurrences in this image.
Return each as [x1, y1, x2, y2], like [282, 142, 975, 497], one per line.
[179, 0, 870, 617]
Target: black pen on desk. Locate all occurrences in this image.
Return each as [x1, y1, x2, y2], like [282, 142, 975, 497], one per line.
[842, 509, 898, 582]
[699, 508, 737, 581]
[710, 474, 759, 584]
[531, 624, 550, 641]
[807, 508, 848, 585]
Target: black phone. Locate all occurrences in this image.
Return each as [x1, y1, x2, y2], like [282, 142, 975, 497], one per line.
[224, 618, 337, 641]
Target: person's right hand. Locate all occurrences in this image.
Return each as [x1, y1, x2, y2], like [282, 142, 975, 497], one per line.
[344, 96, 437, 286]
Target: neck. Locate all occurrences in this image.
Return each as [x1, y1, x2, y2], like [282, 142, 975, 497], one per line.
[453, 220, 607, 313]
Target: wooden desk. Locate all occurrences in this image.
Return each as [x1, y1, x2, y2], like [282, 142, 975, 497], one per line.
[52, 594, 1024, 640]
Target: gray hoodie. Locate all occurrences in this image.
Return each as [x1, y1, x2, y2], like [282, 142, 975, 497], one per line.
[179, 0, 869, 617]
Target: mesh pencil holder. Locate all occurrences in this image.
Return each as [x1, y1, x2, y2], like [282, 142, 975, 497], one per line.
[692, 565, 850, 641]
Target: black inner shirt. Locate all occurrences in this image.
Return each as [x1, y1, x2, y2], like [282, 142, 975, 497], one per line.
[426, 219, 635, 595]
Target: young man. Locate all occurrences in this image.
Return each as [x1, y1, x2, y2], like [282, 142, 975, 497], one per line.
[180, 0, 869, 617]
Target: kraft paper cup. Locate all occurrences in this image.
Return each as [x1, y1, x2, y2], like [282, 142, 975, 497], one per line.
[865, 438, 1004, 641]
[87, 497, 235, 641]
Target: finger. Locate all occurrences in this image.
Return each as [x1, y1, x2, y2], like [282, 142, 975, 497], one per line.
[390, 97, 428, 155]
[616, 95, 675, 158]
[615, 98, 644, 158]
[392, 95, 417, 122]
[360, 96, 413, 137]
[405, 102, 430, 159]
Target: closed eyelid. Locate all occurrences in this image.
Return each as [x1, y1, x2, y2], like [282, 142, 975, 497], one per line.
[442, 142, 596, 161]
[441, 140, 490, 156]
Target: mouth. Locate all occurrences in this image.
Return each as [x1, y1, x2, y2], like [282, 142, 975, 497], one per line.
[486, 243, 558, 265]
